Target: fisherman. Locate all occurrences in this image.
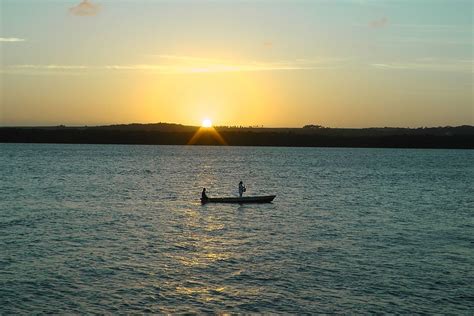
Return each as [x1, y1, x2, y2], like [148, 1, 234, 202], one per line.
[238, 181, 246, 197]
[201, 188, 208, 200]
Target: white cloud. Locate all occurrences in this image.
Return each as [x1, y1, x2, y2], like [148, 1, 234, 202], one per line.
[13, 65, 89, 70]
[5, 56, 345, 75]
[0, 38, 26, 42]
[371, 59, 473, 73]
[154, 55, 225, 64]
[391, 24, 470, 32]
[384, 37, 471, 46]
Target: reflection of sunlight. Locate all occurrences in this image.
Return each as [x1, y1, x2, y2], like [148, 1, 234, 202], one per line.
[172, 212, 231, 268]
[174, 237, 231, 267]
[175, 283, 262, 303]
[167, 209, 264, 305]
[204, 222, 225, 232]
[187, 126, 227, 145]
[176, 285, 226, 302]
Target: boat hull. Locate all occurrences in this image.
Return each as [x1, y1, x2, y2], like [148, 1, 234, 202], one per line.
[201, 195, 276, 204]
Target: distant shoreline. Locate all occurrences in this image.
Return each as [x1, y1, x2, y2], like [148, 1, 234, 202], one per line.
[1, 124, 473, 149]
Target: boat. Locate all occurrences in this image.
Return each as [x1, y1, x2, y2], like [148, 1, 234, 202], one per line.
[201, 195, 276, 204]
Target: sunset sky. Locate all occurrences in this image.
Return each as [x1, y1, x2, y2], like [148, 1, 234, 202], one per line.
[0, 0, 472, 127]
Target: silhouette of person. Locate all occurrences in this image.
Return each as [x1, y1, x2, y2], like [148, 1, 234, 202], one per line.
[201, 188, 208, 200]
[238, 181, 246, 197]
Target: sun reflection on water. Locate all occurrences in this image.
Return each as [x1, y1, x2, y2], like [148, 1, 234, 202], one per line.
[166, 206, 260, 305]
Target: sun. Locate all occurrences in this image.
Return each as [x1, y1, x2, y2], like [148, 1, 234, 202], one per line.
[202, 119, 213, 128]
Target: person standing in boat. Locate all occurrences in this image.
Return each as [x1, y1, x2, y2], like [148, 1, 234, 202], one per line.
[238, 181, 246, 197]
[201, 188, 208, 201]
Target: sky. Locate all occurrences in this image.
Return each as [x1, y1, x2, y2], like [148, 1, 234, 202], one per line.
[0, 0, 472, 127]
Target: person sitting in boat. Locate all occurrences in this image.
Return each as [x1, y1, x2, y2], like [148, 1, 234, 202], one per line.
[238, 181, 246, 197]
[201, 188, 208, 201]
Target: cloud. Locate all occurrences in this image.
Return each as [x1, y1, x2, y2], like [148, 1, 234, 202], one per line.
[5, 56, 346, 75]
[154, 55, 225, 64]
[369, 17, 388, 29]
[384, 37, 471, 46]
[6, 63, 312, 74]
[391, 24, 469, 32]
[371, 59, 473, 73]
[118, 55, 344, 73]
[12, 65, 89, 70]
[0, 37, 26, 42]
[263, 41, 273, 48]
[70, 0, 100, 16]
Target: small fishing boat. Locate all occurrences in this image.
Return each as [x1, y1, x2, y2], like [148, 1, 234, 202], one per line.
[201, 195, 276, 204]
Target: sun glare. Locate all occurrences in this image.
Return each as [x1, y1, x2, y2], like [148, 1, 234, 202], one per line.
[202, 119, 213, 128]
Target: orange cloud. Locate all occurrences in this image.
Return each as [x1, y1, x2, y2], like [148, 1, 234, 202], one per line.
[263, 41, 273, 48]
[70, 0, 100, 16]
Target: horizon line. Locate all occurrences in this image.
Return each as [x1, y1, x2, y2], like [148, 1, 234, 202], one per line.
[1, 122, 472, 130]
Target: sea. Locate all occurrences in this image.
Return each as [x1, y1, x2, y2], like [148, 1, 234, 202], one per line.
[0, 143, 472, 314]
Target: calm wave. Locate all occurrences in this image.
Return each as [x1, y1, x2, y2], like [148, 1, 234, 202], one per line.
[0, 144, 472, 313]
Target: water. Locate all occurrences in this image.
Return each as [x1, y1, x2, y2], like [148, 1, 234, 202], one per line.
[0, 143, 473, 313]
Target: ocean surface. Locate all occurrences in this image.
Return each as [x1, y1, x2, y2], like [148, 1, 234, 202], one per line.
[0, 143, 473, 314]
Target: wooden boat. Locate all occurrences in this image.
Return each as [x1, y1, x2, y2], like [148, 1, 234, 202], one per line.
[201, 195, 276, 204]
